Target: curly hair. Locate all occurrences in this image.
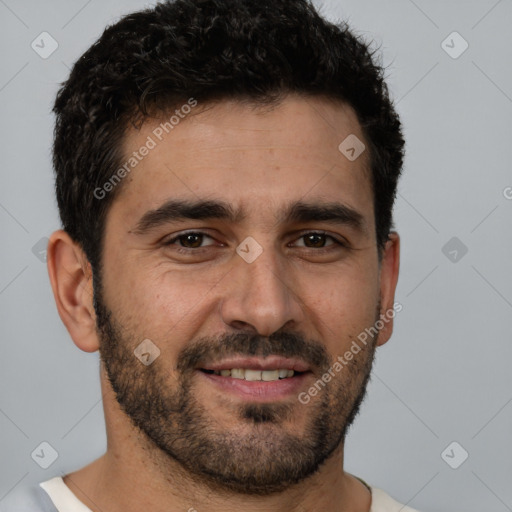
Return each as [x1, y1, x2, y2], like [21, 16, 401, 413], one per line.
[52, 0, 405, 275]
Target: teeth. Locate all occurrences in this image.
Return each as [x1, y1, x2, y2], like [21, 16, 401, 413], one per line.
[245, 369, 261, 381]
[211, 368, 296, 381]
[261, 370, 280, 381]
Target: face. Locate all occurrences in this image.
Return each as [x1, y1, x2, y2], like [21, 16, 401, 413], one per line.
[95, 96, 387, 495]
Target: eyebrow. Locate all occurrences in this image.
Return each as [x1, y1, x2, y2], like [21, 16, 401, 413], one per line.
[132, 198, 367, 235]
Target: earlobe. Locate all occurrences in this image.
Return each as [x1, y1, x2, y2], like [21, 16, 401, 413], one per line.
[376, 232, 400, 347]
[47, 230, 100, 353]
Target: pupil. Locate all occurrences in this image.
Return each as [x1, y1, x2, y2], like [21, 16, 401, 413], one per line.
[307, 234, 325, 248]
[183, 234, 202, 248]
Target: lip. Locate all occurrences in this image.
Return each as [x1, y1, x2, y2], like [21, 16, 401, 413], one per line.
[198, 356, 311, 372]
[197, 369, 312, 401]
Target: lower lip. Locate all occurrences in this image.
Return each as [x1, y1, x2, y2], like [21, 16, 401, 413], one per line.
[197, 370, 311, 401]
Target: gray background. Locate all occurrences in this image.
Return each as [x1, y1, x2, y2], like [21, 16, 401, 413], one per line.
[1, 0, 511, 510]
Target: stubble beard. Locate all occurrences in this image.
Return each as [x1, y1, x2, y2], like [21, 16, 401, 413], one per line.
[94, 281, 378, 495]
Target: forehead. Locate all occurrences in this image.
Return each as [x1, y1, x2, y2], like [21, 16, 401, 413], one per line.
[109, 95, 374, 230]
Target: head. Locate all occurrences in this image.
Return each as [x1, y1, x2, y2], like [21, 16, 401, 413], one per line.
[48, 0, 404, 496]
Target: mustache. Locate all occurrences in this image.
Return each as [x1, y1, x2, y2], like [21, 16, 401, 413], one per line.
[176, 331, 331, 374]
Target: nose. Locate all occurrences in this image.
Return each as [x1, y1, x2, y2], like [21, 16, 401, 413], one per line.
[219, 246, 305, 337]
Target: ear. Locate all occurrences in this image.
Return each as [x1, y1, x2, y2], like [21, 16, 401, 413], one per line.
[375, 231, 400, 347]
[47, 229, 100, 352]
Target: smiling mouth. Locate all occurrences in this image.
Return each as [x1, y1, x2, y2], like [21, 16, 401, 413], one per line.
[200, 368, 304, 382]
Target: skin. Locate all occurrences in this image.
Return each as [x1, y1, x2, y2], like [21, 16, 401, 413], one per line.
[47, 95, 400, 512]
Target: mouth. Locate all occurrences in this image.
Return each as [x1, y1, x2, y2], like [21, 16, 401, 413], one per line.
[196, 356, 312, 401]
[200, 368, 303, 381]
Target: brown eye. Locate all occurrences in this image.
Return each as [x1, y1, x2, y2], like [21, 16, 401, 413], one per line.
[163, 232, 216, 249]
[293, 232, 340, 249]
[179, 233, 204, 248]
[303, 233, 328, 248]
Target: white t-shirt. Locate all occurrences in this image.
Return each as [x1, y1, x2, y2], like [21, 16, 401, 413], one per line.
[0, 475, 421, 512]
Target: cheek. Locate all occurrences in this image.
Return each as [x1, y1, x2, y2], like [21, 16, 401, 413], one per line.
[306, 265, 380, 346]
[104, 262, 221, 344]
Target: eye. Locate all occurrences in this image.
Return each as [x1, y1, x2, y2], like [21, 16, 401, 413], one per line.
[163, 231, 217, 250]
[161, 230, 346, 258]
[292, 232, 344, 249]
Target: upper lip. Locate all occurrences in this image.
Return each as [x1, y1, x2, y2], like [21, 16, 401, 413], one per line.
[199, 356, 311, 373]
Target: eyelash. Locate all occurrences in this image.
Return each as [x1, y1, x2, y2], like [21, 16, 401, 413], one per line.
[163, 231, 346, 255]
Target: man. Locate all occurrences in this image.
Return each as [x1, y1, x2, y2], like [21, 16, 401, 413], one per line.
[1, 0, 418, 510]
